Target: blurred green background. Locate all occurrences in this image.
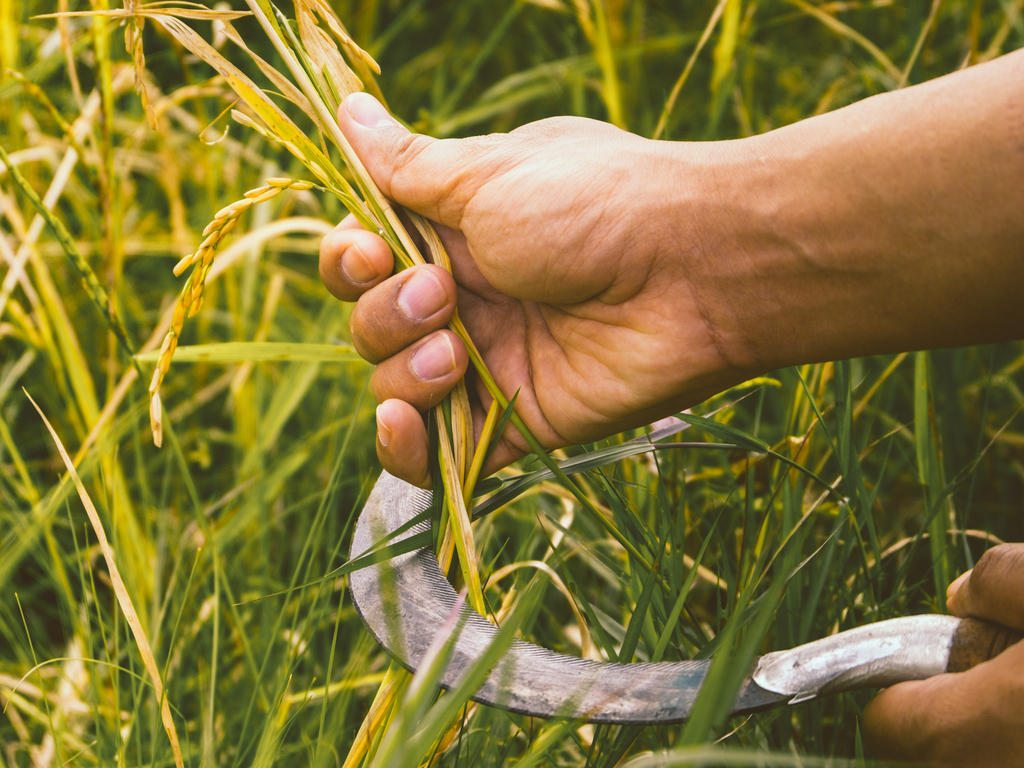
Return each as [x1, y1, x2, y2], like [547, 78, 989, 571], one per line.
[1, 0, 1022, 765]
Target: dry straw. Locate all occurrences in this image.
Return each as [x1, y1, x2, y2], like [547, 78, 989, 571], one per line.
[73, 1, 582, 763]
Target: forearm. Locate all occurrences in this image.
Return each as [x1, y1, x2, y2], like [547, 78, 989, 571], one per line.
[675, 49, 1024, 373]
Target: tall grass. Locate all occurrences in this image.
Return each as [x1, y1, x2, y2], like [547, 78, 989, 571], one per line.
[1, 0, 1023, 766]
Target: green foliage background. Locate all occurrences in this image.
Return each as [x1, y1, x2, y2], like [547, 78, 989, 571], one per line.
[1, 0, 1022, 765]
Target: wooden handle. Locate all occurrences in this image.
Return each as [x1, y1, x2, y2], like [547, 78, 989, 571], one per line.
[946, 617, 1024, 673]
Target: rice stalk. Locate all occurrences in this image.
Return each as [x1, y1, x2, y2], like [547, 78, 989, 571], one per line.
[782, 0, 901, 81]
[0, 142, 138, 366]
[3, 70, 90, 160]
[653, 0, 729, 140]
[123, 2, 156, 129]
[899, 0, 944, 88]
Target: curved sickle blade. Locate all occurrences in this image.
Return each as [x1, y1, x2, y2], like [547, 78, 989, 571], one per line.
[348, 472, 788, 724]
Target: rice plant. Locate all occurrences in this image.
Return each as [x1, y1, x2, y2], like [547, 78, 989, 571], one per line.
[1, 1, 1022, 766]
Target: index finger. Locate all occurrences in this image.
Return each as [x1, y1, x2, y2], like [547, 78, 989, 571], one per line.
[319, 213, 395, 302]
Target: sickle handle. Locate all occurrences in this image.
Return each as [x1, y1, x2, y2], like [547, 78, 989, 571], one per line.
[946, 617, 1024, 673]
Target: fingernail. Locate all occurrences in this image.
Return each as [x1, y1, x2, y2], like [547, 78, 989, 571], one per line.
[411, 334, 456, 380]
[340, 244, 377, 284]
[376, 405, 392, 448]
[347, 92, 400, 128]
[398, 269, 448, 320]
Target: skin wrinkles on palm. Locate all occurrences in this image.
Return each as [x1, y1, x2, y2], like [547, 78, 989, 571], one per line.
[359, 122, 729, 471]
[446, 127, 660, 302]
[427, 215, 732, 466]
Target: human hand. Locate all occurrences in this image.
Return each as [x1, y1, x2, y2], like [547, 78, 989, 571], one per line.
[863, 544, 1024, 766]
[322, 50, 1024, 488]
[319, 93, 763, 486]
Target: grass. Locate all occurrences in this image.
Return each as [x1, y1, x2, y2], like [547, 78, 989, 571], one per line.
[2, 0, 1023, 766]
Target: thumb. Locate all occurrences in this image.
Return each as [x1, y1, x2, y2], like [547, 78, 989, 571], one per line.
[338, 92, 484, 229]
[947, 543, 1024, 632]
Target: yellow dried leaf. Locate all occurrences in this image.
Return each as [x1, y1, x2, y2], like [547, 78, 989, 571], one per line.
[296, 0, 362, 107]
[219, 20, 318, 123]
[310, 0, 381, 74]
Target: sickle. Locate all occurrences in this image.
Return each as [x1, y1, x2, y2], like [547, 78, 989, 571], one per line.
[349, 471, 1023, 724]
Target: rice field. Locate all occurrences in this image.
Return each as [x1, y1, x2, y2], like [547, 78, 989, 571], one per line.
[1, 0, 1023, 765]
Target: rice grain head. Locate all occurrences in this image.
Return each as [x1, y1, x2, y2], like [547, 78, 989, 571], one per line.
[149, 178, 315, 445]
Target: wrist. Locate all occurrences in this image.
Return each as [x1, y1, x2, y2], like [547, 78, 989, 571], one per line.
[649, 136, 792, 381]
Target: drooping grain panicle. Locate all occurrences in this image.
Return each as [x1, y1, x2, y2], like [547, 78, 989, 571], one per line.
[124, 5, 156, 129]
[148, 178, 316, 446]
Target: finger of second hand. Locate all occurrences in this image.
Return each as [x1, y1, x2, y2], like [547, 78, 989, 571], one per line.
[864, 641, 1024, 766]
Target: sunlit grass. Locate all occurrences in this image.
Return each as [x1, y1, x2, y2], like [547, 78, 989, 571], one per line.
[1, 1, 1023, 766]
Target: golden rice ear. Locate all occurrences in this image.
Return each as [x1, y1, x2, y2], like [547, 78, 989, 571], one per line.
[125, 15, 157, 129]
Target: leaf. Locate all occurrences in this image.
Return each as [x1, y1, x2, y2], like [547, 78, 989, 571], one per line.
[473, 441, 734, 518]
[437, 403, 486, 614]
[296, 0, 362, 112]
[651, 510, 720, 662]
[782, 0, 901, 82]
[618, 531, 665, 663]
[238, 525, 434, 605]
[136, 342, 365, 364]
[308, 0, 380, 74]
[26, 392, 185, 768]
[151, 13, 362, 215]
[674, 412, 770, 454]
[219, 20, 317, 122]
[38, 5, 251, 21]
[483, 389, 519, 468]
[0, 144, 138, 366]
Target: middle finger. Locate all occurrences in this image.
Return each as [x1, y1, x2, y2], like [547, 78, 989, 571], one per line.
[350, 264, 458, 363]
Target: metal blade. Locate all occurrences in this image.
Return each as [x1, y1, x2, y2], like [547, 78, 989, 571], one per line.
[349, 472, 966, 723]
[349, 471, 791, 723]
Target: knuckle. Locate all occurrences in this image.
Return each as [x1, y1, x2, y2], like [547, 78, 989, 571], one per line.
[370, 359, 431, 413]
[971, 544, 1024, 593]
[962, 544, 1024, 631]
[350, 298, 392, 363]
[382, 133, 433, 199]
[971, 547, 998, 589]
[369, 362, 399, 404]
